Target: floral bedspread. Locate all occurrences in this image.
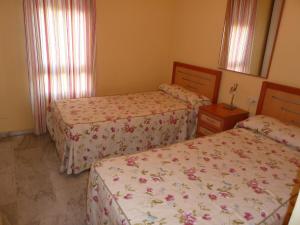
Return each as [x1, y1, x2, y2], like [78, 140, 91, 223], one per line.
[47, 91, 203, 174]
[87, 128, 300, 225]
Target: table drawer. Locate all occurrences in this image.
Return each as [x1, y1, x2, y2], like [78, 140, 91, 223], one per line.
[199, 113, 222, 129]
[198, 126, 216, 136]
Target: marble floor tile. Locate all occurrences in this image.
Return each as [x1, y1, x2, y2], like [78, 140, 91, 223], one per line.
[42, 141, 61, 172]
[49, 169, 89, 225]
[17, 193, 57, 225]
[0, 167, 17, 205]
[14, 134, 51, 151]
[0, 134, 90, 225]
[0, 135, 24, 150]
[0, 139, 13, 151]
[0, 148, 14, 171]
[15, 147, 57, 224]
[0, 202, 18, 225]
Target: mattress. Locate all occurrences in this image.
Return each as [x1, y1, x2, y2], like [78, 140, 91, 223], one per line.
[47, 91, 206, 174]
[87, 127, 300, 225]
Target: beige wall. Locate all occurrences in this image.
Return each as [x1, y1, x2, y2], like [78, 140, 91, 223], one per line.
[0, 0, 33, 133]
[95, 0, 174, 96]
[172, 0, 300, 115]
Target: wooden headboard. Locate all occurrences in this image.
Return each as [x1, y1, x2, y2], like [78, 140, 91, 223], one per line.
[172, 62, 222, 104]
[257, 81, 300, 127]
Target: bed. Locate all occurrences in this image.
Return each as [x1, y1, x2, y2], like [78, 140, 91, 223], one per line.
[87, 81, 300, 225]
[47, 62, 222, 174]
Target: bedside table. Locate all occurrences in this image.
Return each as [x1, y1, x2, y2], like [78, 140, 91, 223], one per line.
[197, 103, 249, 137]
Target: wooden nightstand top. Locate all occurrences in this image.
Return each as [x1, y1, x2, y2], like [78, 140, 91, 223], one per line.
[199, 103, 249, 119]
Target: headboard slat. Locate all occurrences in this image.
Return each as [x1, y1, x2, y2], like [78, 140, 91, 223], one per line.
[272, 95, 300, 106]
[172, 62, 222, 104]
[257, 82, 300, 127]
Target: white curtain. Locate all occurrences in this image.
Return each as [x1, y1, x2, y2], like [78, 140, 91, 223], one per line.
[23, 0, 97, 134]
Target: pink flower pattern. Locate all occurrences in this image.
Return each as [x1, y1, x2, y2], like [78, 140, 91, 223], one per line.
[87, 127, 300, 225]
[182, 212, 197, 225]
[139, 178, 147, 184]
[236, 115, 300, 151]
[165, 194, 175, 201]
[244, 212, 254, 221]
[47, 90, 205, 174]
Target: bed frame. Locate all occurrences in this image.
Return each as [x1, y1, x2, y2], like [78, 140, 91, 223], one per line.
[257, 81, 300, 127]
[172, 62, 222, 104]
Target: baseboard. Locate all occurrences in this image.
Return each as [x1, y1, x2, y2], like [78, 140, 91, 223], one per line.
[0, 129, 34, 139]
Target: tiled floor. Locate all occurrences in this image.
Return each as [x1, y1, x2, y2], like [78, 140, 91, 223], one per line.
[0, 134, 89, 225]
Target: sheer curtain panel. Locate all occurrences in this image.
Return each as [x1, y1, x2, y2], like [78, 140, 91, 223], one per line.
[23, 0, 96, 135]
[220, 0, 257, 73]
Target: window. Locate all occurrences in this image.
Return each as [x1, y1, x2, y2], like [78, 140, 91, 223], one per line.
[38, 5, 89, 98]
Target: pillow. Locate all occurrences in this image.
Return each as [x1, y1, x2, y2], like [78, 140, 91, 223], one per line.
[159, 83, 211, 106]
[236, 115, 300, 150]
